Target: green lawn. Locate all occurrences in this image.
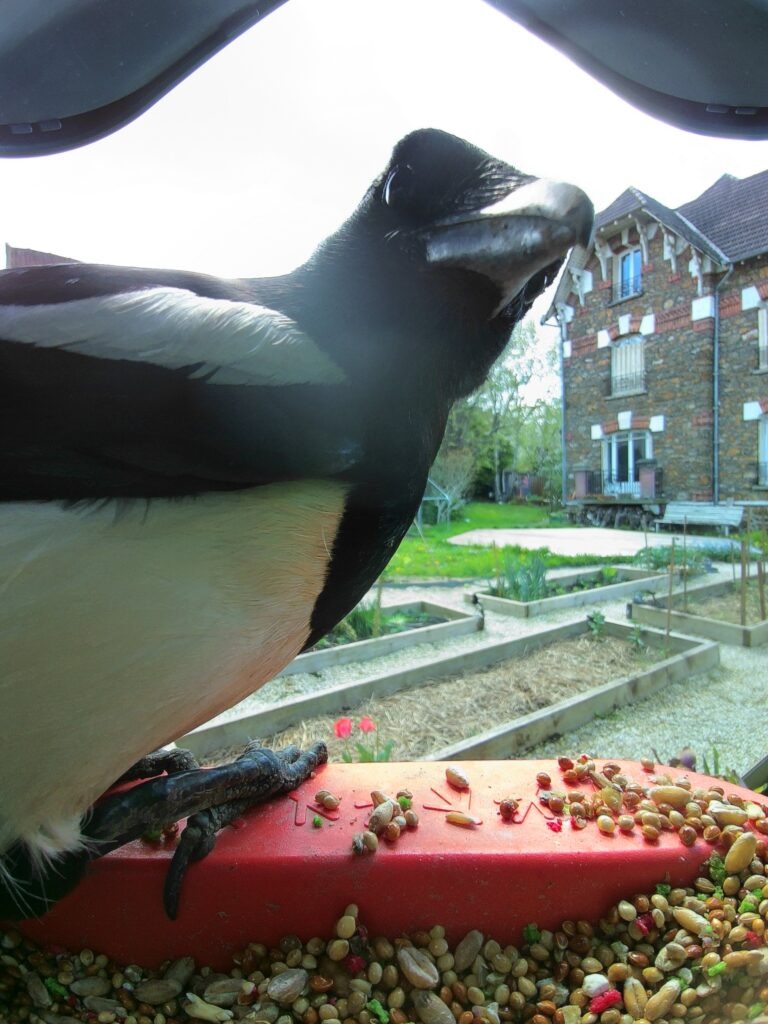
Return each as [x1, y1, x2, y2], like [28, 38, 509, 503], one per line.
[385, 502, 613, 580]
[418, 500, 554, 540]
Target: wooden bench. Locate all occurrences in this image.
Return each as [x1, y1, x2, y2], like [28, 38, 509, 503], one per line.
[655, 501, 743, 535]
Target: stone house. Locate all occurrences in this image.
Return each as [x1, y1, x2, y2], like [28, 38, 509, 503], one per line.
[546, 170, 768, 523]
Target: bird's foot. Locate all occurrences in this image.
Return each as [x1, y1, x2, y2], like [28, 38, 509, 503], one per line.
[84, 741, 328, 918]
[115, 745, 200, 784]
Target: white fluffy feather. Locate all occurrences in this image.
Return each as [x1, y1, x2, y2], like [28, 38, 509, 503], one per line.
[0, 480, 349, 859]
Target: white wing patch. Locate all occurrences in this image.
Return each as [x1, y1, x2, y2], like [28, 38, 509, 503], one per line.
[0, 286, 347, 386]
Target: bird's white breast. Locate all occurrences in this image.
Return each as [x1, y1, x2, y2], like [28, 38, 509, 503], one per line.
[0, 480, 349, 857]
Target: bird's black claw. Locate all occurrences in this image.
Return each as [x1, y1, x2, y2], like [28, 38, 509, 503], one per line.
[116, 746, 200, 784]
[80, 741, 328, 916]
[162, 741, 327, 918]
[163, 804, 234, 919]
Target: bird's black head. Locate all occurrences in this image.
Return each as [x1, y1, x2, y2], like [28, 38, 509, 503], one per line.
[376, 128, 533, 225]
[300, 129, 593, 402]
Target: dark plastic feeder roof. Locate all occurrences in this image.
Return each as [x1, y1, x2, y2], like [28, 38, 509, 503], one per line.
[1, 0, 768, 156]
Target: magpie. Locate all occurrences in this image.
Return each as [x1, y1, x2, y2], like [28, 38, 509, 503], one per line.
[0, 128, 592, 918]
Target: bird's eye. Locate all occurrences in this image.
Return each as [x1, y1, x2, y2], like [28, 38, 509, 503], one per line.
[382, 163, 415, 208]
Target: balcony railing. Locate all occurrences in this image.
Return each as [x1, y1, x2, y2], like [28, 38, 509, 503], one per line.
[757, 463, 768, 487]
[606, 371, 646, 396]
[604, 475, 642, 498]
[576, 467, 663, 500]
[613, 273, 642, 302]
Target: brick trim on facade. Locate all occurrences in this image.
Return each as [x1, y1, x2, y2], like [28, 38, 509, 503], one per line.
[568, 334, 596, 359]
[720, 292, 741, 318]
[655, 305, 689, 332]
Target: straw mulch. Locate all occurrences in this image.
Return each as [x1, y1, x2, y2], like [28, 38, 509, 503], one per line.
[204, 634, 662, 765]
[685, 579, 767, 625]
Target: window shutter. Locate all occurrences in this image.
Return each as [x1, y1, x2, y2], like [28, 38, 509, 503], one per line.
[611, 336, 645, 394]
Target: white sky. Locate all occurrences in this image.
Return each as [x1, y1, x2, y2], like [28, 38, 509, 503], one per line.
[3, 0, 768, 397]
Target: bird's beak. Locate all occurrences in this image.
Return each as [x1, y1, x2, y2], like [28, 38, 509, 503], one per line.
[420, 178, 594, 313]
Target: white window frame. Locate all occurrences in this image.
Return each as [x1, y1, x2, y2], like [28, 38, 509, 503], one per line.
[602, 430, 652, 497]
[760, 415, 768, 486]
[758, 307, 768, 370]
[614, 248, 642, 301]
[611, 334, 645, 396]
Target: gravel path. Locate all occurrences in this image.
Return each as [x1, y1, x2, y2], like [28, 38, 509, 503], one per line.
[201, 562, 767, 778]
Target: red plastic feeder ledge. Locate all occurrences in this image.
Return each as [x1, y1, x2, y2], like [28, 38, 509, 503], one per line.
[14, 759, 764, 969]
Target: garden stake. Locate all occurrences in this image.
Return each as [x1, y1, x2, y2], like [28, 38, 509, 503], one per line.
[731, 536, 737, 582]
[666, 538, 675, 646]
[759, 518, 767, 620]
[373, 577, 384, 639]
[682, 516, 688, 612]
[740, 532, 748, 626]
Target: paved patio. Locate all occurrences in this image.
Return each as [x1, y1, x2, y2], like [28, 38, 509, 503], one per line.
[446, 526, 728, 558]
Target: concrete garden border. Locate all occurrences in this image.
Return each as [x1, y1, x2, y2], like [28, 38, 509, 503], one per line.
[177, 617, 718, 761]
[629, 578, 768, 647]
[428, 619, 719, 761]
[278, 600, 482, 676]
[466, 566, 670, 618]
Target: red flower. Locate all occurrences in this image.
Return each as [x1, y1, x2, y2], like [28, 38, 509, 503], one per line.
[359, 716, 376, 734]
[589, 991, 621, 1014]
[334, 717, 353, 739]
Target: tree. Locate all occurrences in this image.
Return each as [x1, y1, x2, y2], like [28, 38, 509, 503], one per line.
[514, 399, 563, 500]
[438, 320, 551, 501]
[429, 446, 476, 512]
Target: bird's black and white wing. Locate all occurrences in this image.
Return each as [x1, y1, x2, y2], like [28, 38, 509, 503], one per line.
[0, 264, 360, 501]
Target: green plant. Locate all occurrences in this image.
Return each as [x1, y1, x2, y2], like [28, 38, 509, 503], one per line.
[628, 623, 646, 652]
[701, 745, 741, 784]
[633, 545, 714, 577]
[586, 610, 606, 640]
[601, 566, 619, 584]
[317, 600, 443, 650]
[489, 552, 548, 601]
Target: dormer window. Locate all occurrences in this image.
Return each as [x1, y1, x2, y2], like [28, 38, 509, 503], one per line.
[615, 248, 642, 301]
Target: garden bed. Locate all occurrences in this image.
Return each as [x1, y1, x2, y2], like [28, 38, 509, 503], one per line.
[629, 577, 768, 646]
[466, 565, 670, 618]
[182, 618, 718, 762]
[278, 600, 481, 676]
